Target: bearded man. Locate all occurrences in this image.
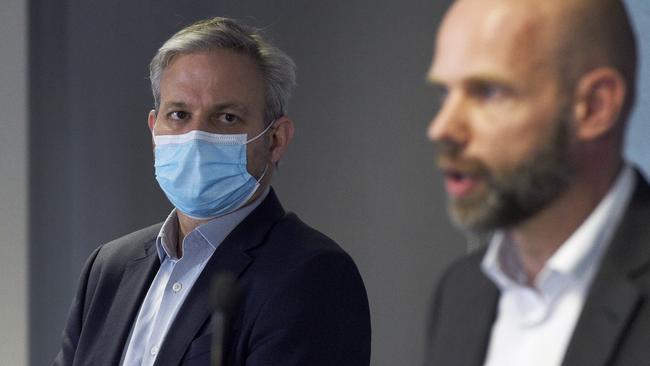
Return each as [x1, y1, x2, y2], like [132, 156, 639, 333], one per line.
[424, 0, 650, 365]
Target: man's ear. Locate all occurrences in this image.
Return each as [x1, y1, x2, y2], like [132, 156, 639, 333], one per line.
[572, 67, 626, 141]
[269, 116, 294, 164]
[147, 109, 157, 133]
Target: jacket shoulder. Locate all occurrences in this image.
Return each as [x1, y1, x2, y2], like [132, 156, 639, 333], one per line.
[262, 212, 356, 269]
[242, 210, 367, 305]
[440, 249, 487, 288]
[94, 223, 162, 265]
[239, 213, 371, 365]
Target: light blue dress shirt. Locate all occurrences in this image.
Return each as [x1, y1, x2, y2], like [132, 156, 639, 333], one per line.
[121, 188, 269, 366]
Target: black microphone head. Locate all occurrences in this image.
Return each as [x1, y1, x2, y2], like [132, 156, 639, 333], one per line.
[210, 272, 239, 366]
[210, 271, 240, 316]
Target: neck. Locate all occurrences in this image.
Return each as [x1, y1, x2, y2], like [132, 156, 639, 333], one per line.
[509, 161, 622, 285]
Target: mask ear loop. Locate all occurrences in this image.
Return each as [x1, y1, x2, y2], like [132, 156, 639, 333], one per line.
[245, 119, 276, 144]
[246, 119, 276, 183]
[151, 120, 161, 143]
[256, 163, 269, 183]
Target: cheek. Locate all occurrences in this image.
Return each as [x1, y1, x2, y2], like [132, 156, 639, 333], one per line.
[245, 139, 270, 168]
[469, 104, 557, 171]
[244, 144, 256, 166]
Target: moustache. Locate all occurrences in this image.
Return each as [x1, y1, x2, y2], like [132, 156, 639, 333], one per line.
[435, 141, 488, 177]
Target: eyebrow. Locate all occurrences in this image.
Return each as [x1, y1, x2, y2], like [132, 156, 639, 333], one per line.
[160, 101, 189, 111]
[426, 77, 446, 89]
[160, 101, 251, 116]
[212, 102, 250, 115]
[463, 74, 512, 86]
[427, 73, 512, 87]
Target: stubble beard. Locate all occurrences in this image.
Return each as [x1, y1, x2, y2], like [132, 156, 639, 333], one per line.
[443, 109, 574, 235]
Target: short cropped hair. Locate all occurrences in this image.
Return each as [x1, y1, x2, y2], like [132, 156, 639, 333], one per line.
[560, 0, 638, 123]
[149, 17, 296, 122]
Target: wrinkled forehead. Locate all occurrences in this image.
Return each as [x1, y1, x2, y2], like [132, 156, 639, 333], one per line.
[432, 0, 561, 80]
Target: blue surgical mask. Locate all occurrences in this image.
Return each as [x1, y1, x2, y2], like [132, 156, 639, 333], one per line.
[153, 122, 273, 220]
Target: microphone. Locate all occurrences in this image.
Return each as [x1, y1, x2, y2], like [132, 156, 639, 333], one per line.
[210, 272, 240, 366]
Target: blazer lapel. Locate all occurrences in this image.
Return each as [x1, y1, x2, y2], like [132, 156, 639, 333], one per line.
[454, 269, 499, 366]
[426, 251, 498, 366]
[561, 171, 650, 366]
[466, 280, 499, 365]
[155, 189, 286, 365]
[100, 238, 160, 365]
[561, 261, 640, 366]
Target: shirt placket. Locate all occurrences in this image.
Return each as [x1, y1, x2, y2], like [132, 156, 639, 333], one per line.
[142, 258, 179, 366]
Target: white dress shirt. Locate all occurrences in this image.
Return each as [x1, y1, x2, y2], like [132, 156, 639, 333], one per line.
[481, 166, 635, 366]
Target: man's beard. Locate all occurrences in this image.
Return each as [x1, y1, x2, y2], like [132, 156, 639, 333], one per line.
[437, 110, 574, 234]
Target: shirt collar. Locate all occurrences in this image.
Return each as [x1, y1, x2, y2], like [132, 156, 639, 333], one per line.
[155, 187, 270, 261]
[482, 165, 636, 290]
[545, 165, 635, 278]
[482, 232, 525, 289]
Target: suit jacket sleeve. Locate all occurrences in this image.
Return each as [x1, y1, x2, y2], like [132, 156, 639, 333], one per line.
[52, 246, 102, 366]
[244, 251, 371, 366]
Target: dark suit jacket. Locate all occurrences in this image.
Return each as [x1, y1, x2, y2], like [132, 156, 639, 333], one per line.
[425, 172, 650, 366]
[54, 189, 371, 366]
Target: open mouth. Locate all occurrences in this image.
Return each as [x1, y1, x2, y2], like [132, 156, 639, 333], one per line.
[444, 169, 482, 198]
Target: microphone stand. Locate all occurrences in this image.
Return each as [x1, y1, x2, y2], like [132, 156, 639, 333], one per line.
[210, 272, 239, 366]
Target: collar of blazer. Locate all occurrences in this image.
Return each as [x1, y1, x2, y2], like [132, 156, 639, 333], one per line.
[98, 224, 161, 365]
[153, 187, 287, 365]
[97, 188, 286, 366]
[561, 169, 650, 366]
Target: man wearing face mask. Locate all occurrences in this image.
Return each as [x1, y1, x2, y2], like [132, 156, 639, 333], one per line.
[54, 17, 371, 366]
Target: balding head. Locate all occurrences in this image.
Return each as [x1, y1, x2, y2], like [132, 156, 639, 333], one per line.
[435, 0, 560, 90]
[439, 0, 637, 124]
[556, 0, 637, 122]
[427, 0, 637, 232]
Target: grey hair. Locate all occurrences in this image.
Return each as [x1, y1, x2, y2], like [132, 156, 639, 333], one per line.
[149, 17, 296, 122]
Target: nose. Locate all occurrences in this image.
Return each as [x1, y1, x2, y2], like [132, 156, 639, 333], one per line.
[427, 91, 469, 147]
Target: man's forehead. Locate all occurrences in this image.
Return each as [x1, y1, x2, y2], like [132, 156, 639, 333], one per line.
[441, 0, 547, 47]
[441, 0, 583, 38]
[430, 0, 556, 81]
[158, 50, 265, 109]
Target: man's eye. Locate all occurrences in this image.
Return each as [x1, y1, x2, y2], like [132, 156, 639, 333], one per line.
[220, 113, 239, 124]
[471, 84, 507, 100]
[169, 111, 189, 120]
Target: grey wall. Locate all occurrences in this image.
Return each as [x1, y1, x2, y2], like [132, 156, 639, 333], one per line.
[0, 0, 28, 364]
[625, 0, 650, 176]
[24, 1, 650, 366]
